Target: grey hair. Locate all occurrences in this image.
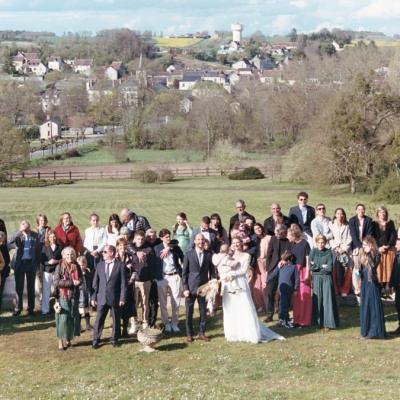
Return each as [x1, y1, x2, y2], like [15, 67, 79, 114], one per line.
[61, 246, 77, 261]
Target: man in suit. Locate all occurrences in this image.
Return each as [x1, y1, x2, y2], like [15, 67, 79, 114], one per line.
[229, 199, 256, 232]
[263, 203, 291, 236]
[288, 192, 315, 246]
[182, 233, 215, 343]
[9, 220, 41, 316]
[190, 216, 218, 252]
[154, 229, 184, 333]
[265, 225, 292, 322]
[92, 245, 126, 348]
[348, 203, 374, 295]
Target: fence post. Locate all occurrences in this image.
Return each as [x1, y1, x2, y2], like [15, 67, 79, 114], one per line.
[10, 172, 13, 181]
[37, 171, 40, 180]
[22, 171, 25, 179]
[192, 168, 194, 177]
[53, 171, 56, 180]
[69, 171, 72, 180]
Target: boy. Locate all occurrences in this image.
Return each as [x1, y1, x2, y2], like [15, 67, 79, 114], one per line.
[278, 250, 299, 328]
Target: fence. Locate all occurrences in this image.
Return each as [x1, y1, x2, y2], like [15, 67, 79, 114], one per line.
[8, 166, 284, 181]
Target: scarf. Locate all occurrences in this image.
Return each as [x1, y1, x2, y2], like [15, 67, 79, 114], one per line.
[59, 262, 79, 300]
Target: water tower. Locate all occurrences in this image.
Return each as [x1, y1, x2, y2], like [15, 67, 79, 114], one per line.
[231, 23, 243, 43]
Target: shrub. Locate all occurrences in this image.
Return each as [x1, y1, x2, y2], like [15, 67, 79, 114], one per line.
[0, 178, 75, 188]
[228, 166, 265, 180]
[65, 149, 81, 158]
[158, 169, 175, 182]
[136, 169, 158, 183]
[374, 174, 400, 203]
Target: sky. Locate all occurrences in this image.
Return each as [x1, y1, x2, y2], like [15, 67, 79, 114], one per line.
[0, 0, 398, 36]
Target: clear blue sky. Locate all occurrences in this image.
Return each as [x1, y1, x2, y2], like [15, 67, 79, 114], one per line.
[0, 0, 398, 36]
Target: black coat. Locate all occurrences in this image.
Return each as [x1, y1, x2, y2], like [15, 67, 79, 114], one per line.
[373, 220, 397, 248]
[41, 244, 62, 273]
[263, 215, 291, 236]
[348, 215, 374, 250]
[153, 243, 184, 280]
[92, 259, 126, 307]
[288, 205, 315, 236]
[266, 237, 292, 281]
[229, 211, 256, 232]
[182, 249, 215, 295]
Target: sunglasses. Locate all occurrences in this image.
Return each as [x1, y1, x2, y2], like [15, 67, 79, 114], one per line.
[317, 207, 326, 210]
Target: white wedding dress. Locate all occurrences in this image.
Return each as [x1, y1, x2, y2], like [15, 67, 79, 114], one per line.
[219, 252, 285, 344]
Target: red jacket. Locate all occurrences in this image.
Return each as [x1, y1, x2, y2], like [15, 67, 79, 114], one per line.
[54, 224, 83, 255]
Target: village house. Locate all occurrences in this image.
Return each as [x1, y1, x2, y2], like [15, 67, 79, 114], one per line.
[11, 51, 47, 76]
[41, 87, 61, 113]
[40, 118, 61, 140]
[118, 77, 141, 106]
[73, 59, 93, 75]
[105, 61, 124, 81]
[179, 96, 193, 113]
[179, 73, 202, 90]
[86, 79, 114, 102]
[48, 56, 63, 71]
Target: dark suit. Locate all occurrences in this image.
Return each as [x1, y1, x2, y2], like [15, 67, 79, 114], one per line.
[229, 211, 256, 232]
[9, 231, 41, 313]
[92, 259, 126, 345]
[265, 236, 292, 319]
[348, 215, 374, 250]
[263, 215, 291, 236]
[182, 249, 215, 336]
[288, 205, 315, 236]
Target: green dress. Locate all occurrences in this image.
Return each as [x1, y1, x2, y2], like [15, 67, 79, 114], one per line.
[172, 225, 192, 254]
[54, 263, 81, 341]
[309, 248, 339, 329]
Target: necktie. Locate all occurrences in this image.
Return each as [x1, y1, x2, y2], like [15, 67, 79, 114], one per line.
[198, 251, 203, 266]
[106, 263, 111, 280]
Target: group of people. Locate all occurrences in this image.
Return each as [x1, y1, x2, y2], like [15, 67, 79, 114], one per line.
[0, 192, 400, 350]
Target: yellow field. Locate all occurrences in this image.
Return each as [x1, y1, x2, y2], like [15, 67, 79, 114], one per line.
[346, 39, 400, 47]
[154, 37, 203, 48]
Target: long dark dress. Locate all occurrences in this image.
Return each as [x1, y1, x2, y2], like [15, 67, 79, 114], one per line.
[309, 248, 339, 329]
[360, 253, 386, 338]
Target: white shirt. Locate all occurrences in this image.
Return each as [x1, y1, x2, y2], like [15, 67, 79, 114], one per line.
[84, 226, 107, 252]
[162, 252, 176, 274]
[299, 206, 307, 224]
[196, 250, 204, 266]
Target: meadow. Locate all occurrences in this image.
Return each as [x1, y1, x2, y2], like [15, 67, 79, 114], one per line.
[154, 37, 204, 48]
[0, 177, 399, 399]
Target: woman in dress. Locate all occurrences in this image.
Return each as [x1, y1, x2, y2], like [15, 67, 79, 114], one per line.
[329, 208, 353, 297]
[115, 237, 137, 337]
[53, 246, 82, 351]
[54, 212, 83, 255]
[372, 206, 397, 296]
[309, 234, 339, 331]
[250, 223, 269, 313]
[172, 212, 193, 254]
[105, 214, 122, 247]
[210, 213, 228, 252]
[359, 235, 386, 339]
[219, 237, 284, 343]
[288, 224, 312, 327]
[83, 213, 106, 271]
[41, 231, 62, 315]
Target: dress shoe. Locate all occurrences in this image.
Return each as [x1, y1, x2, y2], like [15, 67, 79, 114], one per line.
[12, 310, 21, 317]
[186, 336, 194, 343]
[171, 323, 180, 333]
[197, 334, 210, 342]
[92, 342, 100, 349]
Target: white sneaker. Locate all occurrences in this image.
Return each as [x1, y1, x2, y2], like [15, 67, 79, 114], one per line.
[142, 321, 148, 329]
[171, 323, 180, 333]
[128, 321, 138, 334]
[164, 322, 172, 332]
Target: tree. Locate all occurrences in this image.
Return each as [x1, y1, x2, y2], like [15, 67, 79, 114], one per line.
[289, 28, 298, 43]
[0, 117, 29, 179]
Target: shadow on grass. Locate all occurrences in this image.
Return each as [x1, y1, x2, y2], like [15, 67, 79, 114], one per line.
[157, 342, 188, 351]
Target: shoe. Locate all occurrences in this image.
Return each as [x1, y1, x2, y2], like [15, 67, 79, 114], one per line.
[128, 321, 138, 335]
[164, 322, 172, 333]
[390, 326, 400, 335]
[12, 310, 21, 317]
[27, 310, 35, 317]
[121, 330, 129, 338]
[142, 321, 149, 329]
[284, 320, 294, 329]
[171, 323, 180, 333]
[92, 342, 100, 349]
[111, 342, 120, 348]
[197, 334, 210, 342]
[265, 316, 273, 323]
[278, 319, 285, 327]
[186, 336, 194, 343]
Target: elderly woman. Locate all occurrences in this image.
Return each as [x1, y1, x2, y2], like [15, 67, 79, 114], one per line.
[372, 206, 397, 296]
[329, 208, 353, 297]
[54, 212, 83, 255]
[41, 231, 62, 315]
[54, 246, 82, 351]
[309, 234, 339, 331]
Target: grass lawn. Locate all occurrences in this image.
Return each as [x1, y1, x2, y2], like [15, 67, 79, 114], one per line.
[0, 177, 399, 399]
[154, 37, 204, 48]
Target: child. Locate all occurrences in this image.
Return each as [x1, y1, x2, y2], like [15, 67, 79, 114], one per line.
[389, 238, 400, 334]
[278, 250, 299, 328]
[213, 244, 242, 294]
[77, 256, 92, 332]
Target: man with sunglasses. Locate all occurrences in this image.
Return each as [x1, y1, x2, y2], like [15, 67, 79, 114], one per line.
[92, 245, 126, 349]
[311, 203, 333, 247]
[288, 192, 315, 246]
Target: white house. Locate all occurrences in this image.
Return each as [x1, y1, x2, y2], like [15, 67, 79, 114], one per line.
[41, 88, 61, 113]
[73, 59, 93, 75]
[179, 73, 202, 90]
[105, 61, 123, 81]
[179, 97, 193, 113]
[26, 60, 47, 76]
[12, 51, 47, 75]
[40, 119, 61, 140]
[86, 79, 114, 102]
[202, 71, 227, 85]
[232, 59, 253, 70]
[48, 56, 63, 71]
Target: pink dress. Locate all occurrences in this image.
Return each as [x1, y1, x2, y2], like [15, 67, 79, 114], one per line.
[293, 264, 312, 327]
[251, 258, 267, 312]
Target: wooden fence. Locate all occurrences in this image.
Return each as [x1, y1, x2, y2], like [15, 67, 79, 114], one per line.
[8, 166, 283, 181]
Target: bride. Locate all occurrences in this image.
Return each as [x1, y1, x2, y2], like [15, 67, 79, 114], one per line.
[218, 237, 285, 343]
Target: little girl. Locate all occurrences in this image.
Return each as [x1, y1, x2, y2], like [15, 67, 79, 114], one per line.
[213, 244, 242, 294]
[77, 256, 92, 332]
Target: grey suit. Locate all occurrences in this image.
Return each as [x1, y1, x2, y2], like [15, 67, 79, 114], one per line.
[92, 259, 126, 345]
[182, 249, 215, 337]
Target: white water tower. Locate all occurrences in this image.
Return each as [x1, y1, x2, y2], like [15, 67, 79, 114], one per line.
[231, 23, 243, 42]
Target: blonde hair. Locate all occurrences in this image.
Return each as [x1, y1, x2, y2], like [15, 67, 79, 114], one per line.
[314, 234, 327, 245]
[77, 256, 87, 267]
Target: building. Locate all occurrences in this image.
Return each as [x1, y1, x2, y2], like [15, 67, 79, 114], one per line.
[40, 119, 61, 140]
[73, 59, 93, 75]
[118, 77, 141, 106]
[11, 51, 47, 76]
[179, 73, 202, 90]
[105, 61, 124, 81]
[41, 88, 61, 113]
[48, 56, 63, 71]
[86, 79, 114, 102]
[231, 23, 243, 43]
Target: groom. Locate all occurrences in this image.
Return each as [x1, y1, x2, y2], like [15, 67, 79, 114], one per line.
[182, 233, 215, 343]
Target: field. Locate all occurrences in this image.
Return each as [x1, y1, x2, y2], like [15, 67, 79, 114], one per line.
[154, 37, 204, 48]
[0, 177, 400, 399]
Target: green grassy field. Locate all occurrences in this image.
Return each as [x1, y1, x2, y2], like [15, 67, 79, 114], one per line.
[0, 177, 399, 399]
